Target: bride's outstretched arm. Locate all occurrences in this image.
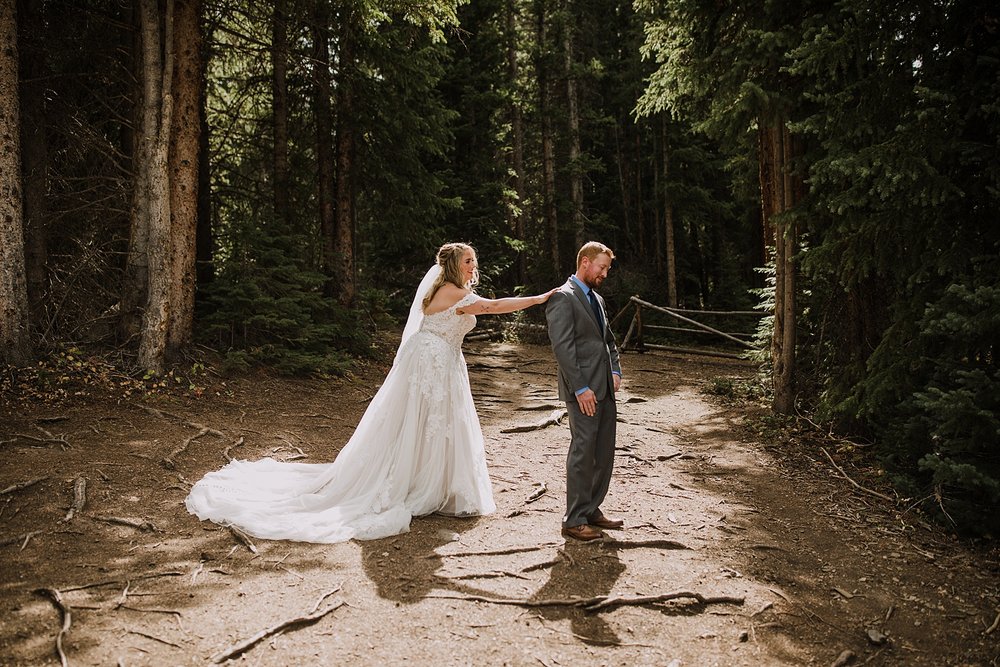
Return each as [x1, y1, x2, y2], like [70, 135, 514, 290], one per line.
[458, 288, 558, 316]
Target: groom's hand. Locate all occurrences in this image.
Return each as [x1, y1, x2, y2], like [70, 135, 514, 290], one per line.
[613, 374, 622, 392]
[576, 389, 597, 417]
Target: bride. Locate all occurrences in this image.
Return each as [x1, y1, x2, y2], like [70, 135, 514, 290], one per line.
[185, 242, 555, 543]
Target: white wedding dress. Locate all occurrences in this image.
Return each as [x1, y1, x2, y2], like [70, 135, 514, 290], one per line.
[185, 286, 496, 543]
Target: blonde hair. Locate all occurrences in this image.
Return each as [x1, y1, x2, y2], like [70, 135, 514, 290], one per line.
[576, 241, 615, 268]
[422, 242, 478, 309]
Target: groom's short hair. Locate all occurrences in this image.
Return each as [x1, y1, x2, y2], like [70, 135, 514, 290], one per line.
[576, 241, 615, 268]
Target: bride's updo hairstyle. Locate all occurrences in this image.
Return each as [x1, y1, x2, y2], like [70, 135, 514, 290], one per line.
[423, 242, 478, 310]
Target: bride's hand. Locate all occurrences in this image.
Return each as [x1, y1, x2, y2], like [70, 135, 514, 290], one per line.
[535, 287, 559, 305]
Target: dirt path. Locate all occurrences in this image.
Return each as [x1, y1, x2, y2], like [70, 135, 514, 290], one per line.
[1, 342, 997, 666]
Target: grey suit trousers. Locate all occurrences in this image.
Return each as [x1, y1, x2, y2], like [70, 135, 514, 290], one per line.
[563, 393, 617, 527]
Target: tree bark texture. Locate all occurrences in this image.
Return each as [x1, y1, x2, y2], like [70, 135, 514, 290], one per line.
[534, 0, 559, 274]
[166, 0, 202, 357]
[758, 119, 797, 414]
[662, 116, 677, 308]
[0, 0, 32, 365]
[562, 3, 584, 250]
[17, 0, 48, 321]
[271, 0, 290, 228]
[311, 3, 336, 296]
[334, 5, 357, 306]
[136, 0, 174, 372]
[507, 0, 526, 284]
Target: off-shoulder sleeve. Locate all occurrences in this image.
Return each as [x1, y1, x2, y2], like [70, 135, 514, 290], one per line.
[453, 292, 481, 311]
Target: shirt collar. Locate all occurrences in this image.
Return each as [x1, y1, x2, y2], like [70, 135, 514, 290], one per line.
[570, 275, 591, 295]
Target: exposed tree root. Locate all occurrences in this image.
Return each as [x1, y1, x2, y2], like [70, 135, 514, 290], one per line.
[62, 476, 87, 522]
[428, 589, 743, 613]
[223, 436, 245, 462]
[94, 515, 159, 532]
[162, 427, 212, 470]
[35, 587, 72, 667]
[228, 525, 258, 554]
[0, 476, 49, 496]
[501, 409, 567, 433]
[210, 587, 343, 664]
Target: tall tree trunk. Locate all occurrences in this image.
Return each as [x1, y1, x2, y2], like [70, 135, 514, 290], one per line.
[634, 130, 645, 257]
[196, 10, 212, 288]
[121, 0, 153, 340]
[166, 0, 201, 357]
[534, 0, 558, 273]
[0, 0, 31, 365]
[136, 0, 174, 373]
[271, 0, 290, 228]
[652, 126, 662, 274]
[759, 119, 797, 414]
[17, 0, 47, 322]
[334, 4, 357, 306]
[311, 2, 336, 296]
[507, 0, 526, 284]
[662, 115, 677, 307]
[562, 3, 584, 250]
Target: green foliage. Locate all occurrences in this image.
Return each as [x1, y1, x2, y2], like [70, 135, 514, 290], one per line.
[198, 215, 367, 375]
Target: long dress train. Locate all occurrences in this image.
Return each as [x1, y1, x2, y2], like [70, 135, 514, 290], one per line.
[185, 292, 495, 543]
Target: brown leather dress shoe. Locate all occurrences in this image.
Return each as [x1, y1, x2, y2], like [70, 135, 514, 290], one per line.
[588, 512, 624, 530]
[561, 524, 604, 541]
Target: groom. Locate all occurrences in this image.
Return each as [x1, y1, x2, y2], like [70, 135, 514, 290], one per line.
[546, 241, 623, 541]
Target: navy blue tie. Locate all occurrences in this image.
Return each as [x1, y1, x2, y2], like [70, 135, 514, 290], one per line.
[588, 290, 604, 330]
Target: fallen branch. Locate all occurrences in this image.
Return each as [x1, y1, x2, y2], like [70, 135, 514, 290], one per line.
[61, 570, 185, 593]
[0, 530, 44, 549]
[583, 591, 745, 611]
[63, 476, 87, 522]
[223, 436, 245, 462]
[229, 526, 258, 554]
[501, 409, 567, 434]
[162, 427, 211, 470]
[210, 588, 343, 663]
[435, 542, 561, 558]
[985, 610, 1000, 635]
[820, 448, 895, 503]
[525, 482, 547, 504]
[139, 404, 225, 437]
[127, 629, 182, 648]
[427, 589, 743, 613]
[36, 587, 72, 667]
[0, 476, 49, 496]
[94, 516, 159, 532]
[3, 433, 70, 449]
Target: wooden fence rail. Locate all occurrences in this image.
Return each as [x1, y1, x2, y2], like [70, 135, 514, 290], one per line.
[620, 296, 765, 360]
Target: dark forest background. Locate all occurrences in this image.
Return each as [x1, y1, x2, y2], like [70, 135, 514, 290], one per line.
[0, 0, 997, 536]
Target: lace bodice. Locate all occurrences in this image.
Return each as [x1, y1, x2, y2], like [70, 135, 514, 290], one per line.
[419, 293, 480, 349]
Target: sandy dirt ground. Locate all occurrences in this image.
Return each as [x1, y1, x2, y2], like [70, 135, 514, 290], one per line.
[1, 340, 998, 666]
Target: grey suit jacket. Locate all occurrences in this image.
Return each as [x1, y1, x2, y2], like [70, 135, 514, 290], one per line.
[545, 278, 622, 402]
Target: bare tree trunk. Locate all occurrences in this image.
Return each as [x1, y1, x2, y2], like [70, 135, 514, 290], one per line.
[562, 3, 584, 250]
[311, 3, 336, 296]
[634, 130, 645, 257]
[196, 12, 212, 287]
[165, 0, 201, 358]
[0, 0, 32, 365]
[121, 0, 153, 340]
[137, 0, 175, 373]
[271, 0, 290, 228]
[662, 116, 677, 308]
[507, 0, 526, 284]
[774, 123, 797, 414]
[652, 126, 662, 274]
[17, 0, 47, 322]
[334, 5, 357, 306]
[535, 0, 558, 274]
[759, 118, 797, 414]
